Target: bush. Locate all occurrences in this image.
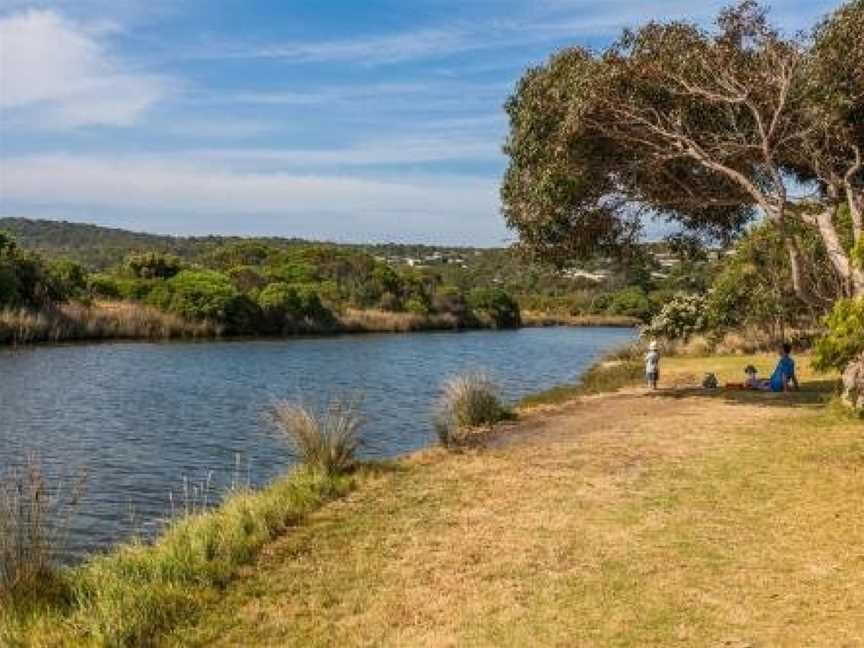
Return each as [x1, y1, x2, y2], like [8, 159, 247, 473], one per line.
[45, 259, 88, 302]
[467, 288, 521, 328]
[125, 253, 182, 280]
[258, 283, 332, 332]
[167, 270, 239, 322]
[404, 298, 429, 316]
[642, 292, 709, 341]
[606, 286, 653, 321]
[435, 372, 509, 447]
[813, 298, 864, 372]
[270, 398, 363, 475]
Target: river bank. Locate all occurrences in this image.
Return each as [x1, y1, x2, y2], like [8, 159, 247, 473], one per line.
[0, 301, 637, 346]
[5, 352, 857, 645]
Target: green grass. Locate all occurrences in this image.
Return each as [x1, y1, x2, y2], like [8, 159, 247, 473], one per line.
[0, 468, 356, 646]
[519, 357, 644, 408]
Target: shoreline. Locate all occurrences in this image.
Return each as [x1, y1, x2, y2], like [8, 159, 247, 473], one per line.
[14, 351, 840, 645]
[0, 302, 638, 348]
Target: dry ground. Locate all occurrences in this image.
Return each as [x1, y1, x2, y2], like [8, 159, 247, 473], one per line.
[167, 355, 864, 647]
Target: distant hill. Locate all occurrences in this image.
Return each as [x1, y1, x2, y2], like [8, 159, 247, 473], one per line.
[0, 218, 493, 271]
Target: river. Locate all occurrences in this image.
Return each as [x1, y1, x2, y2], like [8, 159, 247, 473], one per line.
[0, 327, 634, 558]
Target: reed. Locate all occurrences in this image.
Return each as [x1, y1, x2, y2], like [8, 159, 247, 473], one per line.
[337, 308, 462, 333]
[0, 301, 218, 345]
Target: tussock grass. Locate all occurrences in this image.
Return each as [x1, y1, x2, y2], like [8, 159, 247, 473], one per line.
[1, 468, 354, 646]
[0, 301, 217, 345]
[271, 398, 363, 475]
[436, 372, 511, 447]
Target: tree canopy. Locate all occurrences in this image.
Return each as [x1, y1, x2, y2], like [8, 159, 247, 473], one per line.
[502, 1, 863, 304]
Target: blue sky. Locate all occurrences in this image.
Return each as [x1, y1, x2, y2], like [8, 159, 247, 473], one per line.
[0, 0, 843, 246]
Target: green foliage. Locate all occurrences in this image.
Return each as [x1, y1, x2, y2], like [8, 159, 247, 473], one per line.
[813, 298, 864, 372]
[435, 372, 510, 447]
[167, 270, 240, 322]
[125, 253, 182, 280]
[643, 293, 709, 340]
[467, 288, 521, 328]
[706, 222, 836, 336]
[606, 286, 653, 321]
[257, 283, 332, 331]
[45, 259, 88, 301]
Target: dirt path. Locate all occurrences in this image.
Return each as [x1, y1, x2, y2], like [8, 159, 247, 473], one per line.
[167, 367, 864, 647]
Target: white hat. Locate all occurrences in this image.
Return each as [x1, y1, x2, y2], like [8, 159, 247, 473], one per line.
[649, 340, 658, 351]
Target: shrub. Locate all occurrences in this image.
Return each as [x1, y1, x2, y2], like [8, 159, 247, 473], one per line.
[642, 292, 709, 341]
[271, 398, 363, 475]
[606, 286, 653, 321]
[435, 372, 509, 447]
[813, 298, 864, 372]
[467, 288, 521, 328]
[258, 283, 332, 332]
[125, 253, 182, 280]
[45, 259, 88, 302]
[404, 297, 429, 316]
[167, 270, 239, 322]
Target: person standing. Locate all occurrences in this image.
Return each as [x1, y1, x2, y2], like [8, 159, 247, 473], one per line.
[645, 341, 660, 390]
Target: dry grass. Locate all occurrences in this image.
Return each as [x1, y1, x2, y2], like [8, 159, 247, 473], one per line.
[271, 398, 363, 475]
[521, 311, 641, 328]
[164, 354, 863, 648]
[0, 301, 218, 345]
[337, 309, 462, 333]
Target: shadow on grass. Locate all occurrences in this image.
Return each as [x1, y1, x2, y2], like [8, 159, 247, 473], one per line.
[648, 379, 838, 410]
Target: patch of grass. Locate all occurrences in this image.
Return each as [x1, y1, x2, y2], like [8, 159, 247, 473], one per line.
[271, 397, 363, 475]
[1, 468, 355, 646]
[0, 454, 85, 606]
[436, 372, 512, 447]
[520, 356, 644, 408]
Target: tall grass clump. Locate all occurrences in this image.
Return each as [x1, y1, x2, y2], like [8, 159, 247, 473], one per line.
[436, 372, 510, 447]
[0, 454, 85, 604]
[271, 397, 363, 475]
[1, 469, 355, 645]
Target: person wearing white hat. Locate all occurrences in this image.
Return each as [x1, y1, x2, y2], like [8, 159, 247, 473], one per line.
[645, 340, 660, 389]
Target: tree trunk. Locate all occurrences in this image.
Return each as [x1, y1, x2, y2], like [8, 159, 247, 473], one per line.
[842, 352, 864, 411]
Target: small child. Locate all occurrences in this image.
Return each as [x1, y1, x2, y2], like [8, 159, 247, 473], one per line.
[645, 341, 660, 390]
[744, 365, 760, 389]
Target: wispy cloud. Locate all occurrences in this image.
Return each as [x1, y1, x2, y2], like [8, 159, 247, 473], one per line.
[0, 9, 169, 129]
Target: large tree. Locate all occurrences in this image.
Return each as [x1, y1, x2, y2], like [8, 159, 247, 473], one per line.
[502, 0, 864, 400]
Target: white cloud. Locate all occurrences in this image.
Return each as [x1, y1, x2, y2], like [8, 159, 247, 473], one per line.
[0, 9, 167, 128]
[0, 153, 504, 243]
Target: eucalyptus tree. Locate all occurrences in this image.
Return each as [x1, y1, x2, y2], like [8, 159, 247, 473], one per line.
[502, 0, 864, 402]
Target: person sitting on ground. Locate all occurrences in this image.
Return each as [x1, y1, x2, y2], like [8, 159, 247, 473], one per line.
[645, 340, 660, 390]
[768, 343, 799, 393]
[744, 365, 761, 389]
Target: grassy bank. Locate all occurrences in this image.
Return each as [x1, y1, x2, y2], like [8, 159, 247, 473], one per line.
[155, 354, 864, 647]
[0, 469, 356, 646]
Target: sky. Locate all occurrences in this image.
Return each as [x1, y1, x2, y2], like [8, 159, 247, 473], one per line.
[0, 0, 844, 246]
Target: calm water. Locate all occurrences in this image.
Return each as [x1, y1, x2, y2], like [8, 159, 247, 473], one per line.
[0, 327, 634, 558]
